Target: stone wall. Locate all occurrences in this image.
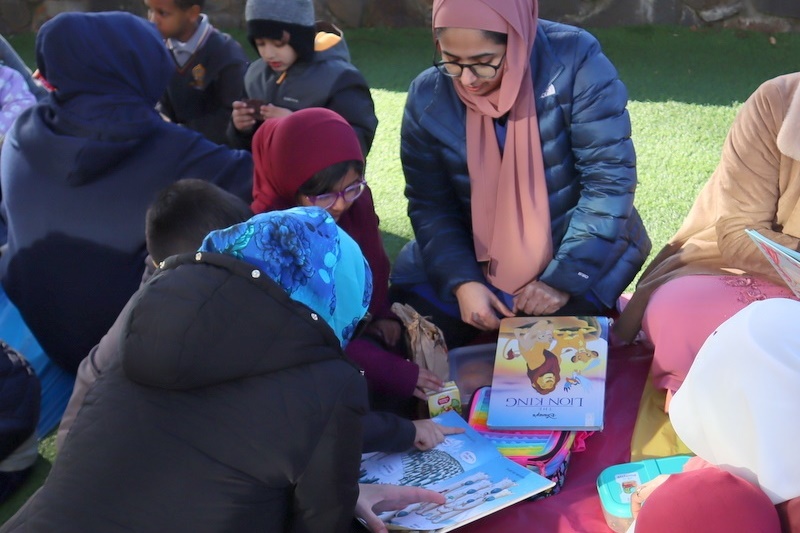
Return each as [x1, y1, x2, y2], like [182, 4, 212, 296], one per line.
[1, 0, 799, 35]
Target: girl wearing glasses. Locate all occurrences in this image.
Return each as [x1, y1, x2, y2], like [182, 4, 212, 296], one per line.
[251, 107, 455, 453]
[391, 0, 651, 347]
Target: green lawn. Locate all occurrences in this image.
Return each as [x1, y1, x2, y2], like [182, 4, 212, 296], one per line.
[3, 23, 800, 523]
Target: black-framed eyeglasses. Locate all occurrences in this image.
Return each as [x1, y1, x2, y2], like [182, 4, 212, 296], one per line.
[433, 52, 506, 79]
[305, 178, 367, 210]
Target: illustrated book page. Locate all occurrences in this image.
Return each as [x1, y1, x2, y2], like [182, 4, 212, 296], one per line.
[358, 410, 554, 532]
[486, 316, 609, 431]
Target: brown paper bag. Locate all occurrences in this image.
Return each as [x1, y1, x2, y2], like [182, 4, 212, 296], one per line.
[391, 302, 450, 382]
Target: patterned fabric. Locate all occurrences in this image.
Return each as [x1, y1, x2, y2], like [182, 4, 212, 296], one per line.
[0, 66, 35, 138]
[642, 274, 796, 394]
[200, 206, 372, 346]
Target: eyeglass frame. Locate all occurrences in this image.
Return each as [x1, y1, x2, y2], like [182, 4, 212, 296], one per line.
[304, 177, 368, 210]
[432, 51, 506, 80]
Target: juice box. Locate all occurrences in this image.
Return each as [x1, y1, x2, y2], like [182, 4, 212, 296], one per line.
[427, 381, 461, 417]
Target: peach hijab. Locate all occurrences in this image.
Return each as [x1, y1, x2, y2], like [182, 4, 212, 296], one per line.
[432, 0, 551, 295]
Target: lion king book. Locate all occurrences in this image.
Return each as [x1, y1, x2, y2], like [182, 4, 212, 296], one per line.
[486, 316, 609, 431]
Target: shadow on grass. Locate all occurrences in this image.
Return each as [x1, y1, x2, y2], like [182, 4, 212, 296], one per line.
[381, 231, 410, 264]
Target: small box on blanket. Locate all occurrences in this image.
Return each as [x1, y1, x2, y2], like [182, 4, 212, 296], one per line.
[596, 455, 692, 532]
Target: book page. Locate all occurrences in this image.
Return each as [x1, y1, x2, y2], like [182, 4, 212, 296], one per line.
[359, 411, 554, 532]
[746, 229, 800, 298]
[486, 316, 609, 431]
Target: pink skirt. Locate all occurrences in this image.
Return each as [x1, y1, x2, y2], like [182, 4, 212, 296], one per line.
[642, 274, 796, 398]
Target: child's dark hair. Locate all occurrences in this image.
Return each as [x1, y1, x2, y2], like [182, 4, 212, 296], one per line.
[296, 160, 365, 197]
[174, 0, 205, 10]
[246, 22, 315, 62]
[146, 179, 253, 263]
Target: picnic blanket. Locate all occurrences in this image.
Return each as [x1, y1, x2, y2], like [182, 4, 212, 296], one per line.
[456, 340, 653, 533]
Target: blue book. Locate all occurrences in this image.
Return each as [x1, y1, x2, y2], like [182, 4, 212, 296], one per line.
[358, 410, 554, 532]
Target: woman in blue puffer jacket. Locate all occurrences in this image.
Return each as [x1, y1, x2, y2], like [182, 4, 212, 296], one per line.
[391, 0, 651, 347]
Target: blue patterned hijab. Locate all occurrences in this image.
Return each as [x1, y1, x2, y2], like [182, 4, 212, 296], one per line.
[199, 207, 372, 347]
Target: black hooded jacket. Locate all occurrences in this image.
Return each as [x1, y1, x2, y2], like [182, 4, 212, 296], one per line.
[1, 252, 368, 532]
[0, 13, 253, 373]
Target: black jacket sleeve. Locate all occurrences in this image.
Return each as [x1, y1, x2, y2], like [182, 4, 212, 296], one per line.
[292, 371, 367, 533]
[361, 410, 416, 453]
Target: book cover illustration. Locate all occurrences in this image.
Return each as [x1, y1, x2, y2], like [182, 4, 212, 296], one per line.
[486, 316, 609, 431]
[745, 228, 800, 298]
[359, 410, 554, 532]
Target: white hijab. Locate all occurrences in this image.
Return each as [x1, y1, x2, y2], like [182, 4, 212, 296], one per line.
[669, 297, 800, 504]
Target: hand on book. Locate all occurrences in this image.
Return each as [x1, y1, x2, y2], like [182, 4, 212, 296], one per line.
[512, 280, 569, 316]
[356, 483, 446, 533]
[412, 419, 465, 451]
[454, 281, 513, 330]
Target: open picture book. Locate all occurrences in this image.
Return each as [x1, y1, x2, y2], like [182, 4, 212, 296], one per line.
[358, 410, 554, 532]
[486, 316, 609, 431]
[746, 228, 800, 298]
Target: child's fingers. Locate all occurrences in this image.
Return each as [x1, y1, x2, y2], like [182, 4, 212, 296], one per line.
[438, 425, 466, 435]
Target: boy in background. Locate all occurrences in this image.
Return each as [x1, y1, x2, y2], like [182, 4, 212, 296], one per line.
[147, 0, 249, 145]
[228, 0, 377, 154]
[55, 179, 252, 450]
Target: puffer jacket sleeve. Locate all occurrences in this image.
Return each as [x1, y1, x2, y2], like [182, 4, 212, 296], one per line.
[401, 74, 485, 301]
[291, 370, 366, 533]
[537, 30, 638, 296]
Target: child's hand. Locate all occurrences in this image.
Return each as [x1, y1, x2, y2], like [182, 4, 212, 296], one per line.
[231, 100, 260, 132]
[356, 484, 445, 533]
[411, 419, 465, 450]
[630, 474, 672, 519]
[413, 368, 445, 400]
[261, 104, 293, 120]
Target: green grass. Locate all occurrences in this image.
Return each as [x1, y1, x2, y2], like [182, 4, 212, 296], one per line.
[3, 23, 800, 523]
[345, 25, 800, 264]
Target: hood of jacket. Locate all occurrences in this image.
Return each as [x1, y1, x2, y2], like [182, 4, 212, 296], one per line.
[122, 252, 350, 390]
[311, 21, 350, 64]
[16, 11, 174, 186]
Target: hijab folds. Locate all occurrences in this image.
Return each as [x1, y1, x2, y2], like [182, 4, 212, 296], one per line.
[669, 298, 800, 505]
[432, 0, 552, 295]
[250, 107, 364, 213]
[634, 467, 780, 533]
[200, 207, 372, 347]
[35, 11, 173, 138]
